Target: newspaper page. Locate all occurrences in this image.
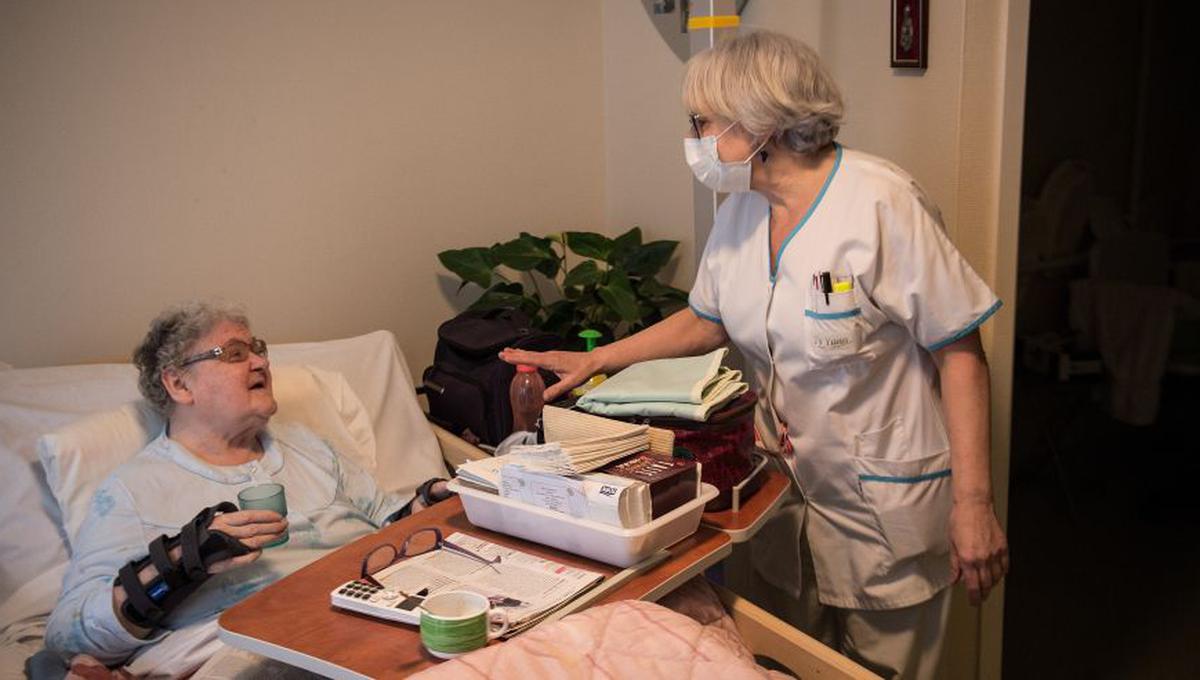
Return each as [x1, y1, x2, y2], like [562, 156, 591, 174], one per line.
[370, 532, 604, 636]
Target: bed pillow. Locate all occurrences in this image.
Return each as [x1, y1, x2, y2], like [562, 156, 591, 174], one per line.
[37, 364, 374, 550]
[0, 364, 140, 605]
[272, 364, 377, 476]
[0, 449, 68, 603]
[267, 330, 449, 498]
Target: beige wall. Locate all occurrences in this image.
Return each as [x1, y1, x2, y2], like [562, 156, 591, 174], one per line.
[600, 0, 696, 287]
[0, 1, 604, 371]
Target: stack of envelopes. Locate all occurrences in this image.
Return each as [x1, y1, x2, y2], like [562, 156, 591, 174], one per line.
[454, 406, 674, 492]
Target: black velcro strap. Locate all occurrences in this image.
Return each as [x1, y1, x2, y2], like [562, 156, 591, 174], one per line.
[118, 560, 162, 627]
[194, 502, 250, 569]
[147, 535, 179, 588]
[179, 518, 207, 581]
[147, 535, 173, 575]
[199, 529, 253, 569]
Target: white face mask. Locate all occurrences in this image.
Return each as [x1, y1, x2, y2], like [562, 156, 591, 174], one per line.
[683, 122, 767, 193]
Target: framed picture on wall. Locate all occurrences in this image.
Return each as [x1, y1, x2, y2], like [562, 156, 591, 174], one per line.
[891, 0, 928, 69]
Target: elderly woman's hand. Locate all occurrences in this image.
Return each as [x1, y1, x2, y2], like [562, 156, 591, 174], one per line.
[204, 510, 288, 574]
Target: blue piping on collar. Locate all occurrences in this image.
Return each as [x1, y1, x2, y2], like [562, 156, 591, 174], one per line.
[770, 143, 844, 284]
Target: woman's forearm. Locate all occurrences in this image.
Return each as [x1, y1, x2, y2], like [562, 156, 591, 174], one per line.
[594, 308, 728, 374]
[499, 307, 728, 401]
[935, 330, 1009, 603]
[934, 331, 993, 503]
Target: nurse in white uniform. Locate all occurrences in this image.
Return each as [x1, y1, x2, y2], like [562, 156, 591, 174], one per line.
[501, 30, 1008, 680]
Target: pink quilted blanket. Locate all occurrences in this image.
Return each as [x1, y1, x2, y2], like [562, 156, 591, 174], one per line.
[413, 578, 789, 679]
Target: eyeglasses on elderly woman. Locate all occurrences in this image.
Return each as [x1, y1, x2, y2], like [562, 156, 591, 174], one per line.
[359, 527, 500, 588]
[177, 337, 268, 368]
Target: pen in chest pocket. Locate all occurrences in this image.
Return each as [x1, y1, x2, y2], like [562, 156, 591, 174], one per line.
[819, 272, 832, 304]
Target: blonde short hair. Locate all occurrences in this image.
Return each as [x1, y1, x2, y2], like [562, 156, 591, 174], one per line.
[682, 31, 843, 154]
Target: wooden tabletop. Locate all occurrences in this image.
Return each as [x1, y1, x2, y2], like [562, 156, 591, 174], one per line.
[218, 496, 731, 679]
[700, 468, 792, 543]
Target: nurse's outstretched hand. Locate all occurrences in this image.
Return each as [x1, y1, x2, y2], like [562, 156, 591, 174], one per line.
[949, 500, 1009, 606]
[499, 347, 602, 402]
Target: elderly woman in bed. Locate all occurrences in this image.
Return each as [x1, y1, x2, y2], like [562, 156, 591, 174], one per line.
[44, 301, 450, 677]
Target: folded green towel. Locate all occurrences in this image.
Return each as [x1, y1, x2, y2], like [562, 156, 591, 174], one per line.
[576, 349, 748, 421]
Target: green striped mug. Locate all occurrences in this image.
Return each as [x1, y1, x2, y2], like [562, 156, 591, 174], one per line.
[420, 591, 510, 659]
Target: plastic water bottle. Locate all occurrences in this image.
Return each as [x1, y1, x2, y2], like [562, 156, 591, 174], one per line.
[510, 365, 545, 433]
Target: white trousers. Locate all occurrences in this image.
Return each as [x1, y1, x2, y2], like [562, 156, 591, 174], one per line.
[727, 531, 952, 680]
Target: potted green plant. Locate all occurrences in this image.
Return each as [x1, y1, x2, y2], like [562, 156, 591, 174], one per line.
[438, 227, 689, 347]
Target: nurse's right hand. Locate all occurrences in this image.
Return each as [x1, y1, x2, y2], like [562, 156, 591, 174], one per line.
[499, 347, 602, 402]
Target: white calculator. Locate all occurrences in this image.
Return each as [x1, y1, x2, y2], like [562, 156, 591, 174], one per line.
[329, 579, 426, 625]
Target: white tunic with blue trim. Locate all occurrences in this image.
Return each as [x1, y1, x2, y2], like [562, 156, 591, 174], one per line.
[689, 145, 1001, 609]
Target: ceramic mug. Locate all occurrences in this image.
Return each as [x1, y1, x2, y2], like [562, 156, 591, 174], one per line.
[419, 591, 510, 659]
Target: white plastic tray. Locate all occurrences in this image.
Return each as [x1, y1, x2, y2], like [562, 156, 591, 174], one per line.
[447, 478, 719, 567]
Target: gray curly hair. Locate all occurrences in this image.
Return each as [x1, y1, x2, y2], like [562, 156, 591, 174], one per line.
[132, 300, 250, 416]
[682, 30, 844, 154]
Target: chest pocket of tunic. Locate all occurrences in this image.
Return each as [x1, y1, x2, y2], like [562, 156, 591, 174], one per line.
[804, 288, 866, 366]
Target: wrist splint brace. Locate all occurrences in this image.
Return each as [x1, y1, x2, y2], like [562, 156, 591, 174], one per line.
[116, 502, 252, 629]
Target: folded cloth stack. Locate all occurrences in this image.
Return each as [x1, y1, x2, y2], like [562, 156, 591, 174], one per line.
[576, 348, 748, 421]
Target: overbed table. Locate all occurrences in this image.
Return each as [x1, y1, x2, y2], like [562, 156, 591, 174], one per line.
[701, 467, 790, 543]
[218, 496, 732, 679]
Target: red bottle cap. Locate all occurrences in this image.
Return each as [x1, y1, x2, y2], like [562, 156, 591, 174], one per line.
[516, 364, 537, 373]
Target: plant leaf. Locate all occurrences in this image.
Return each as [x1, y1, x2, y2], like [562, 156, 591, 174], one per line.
[438, 247, 494, 289]
[491, 234, 556, 272]
[610, 227, 643, 263]
[638, 277, 690, 301]
[637, 277, 671, 297]
[562, 260, 602, 289]
[467, 282, 537, 315]
[564, 231, 613, 261]
[541, 300, 576, 335]
[597, 269, 640, 323]
[466, 292, 525, 311]
[623, 240, 678, 277]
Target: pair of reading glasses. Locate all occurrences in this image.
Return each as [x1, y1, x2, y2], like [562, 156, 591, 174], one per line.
[178, 337, 268, 368]
[360, 527, 500, 588]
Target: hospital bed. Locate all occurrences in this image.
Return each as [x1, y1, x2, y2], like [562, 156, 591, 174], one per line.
[0, 331, 874, 679]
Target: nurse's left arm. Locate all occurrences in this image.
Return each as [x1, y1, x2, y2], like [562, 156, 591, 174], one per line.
[932, 330, 1010, 606]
